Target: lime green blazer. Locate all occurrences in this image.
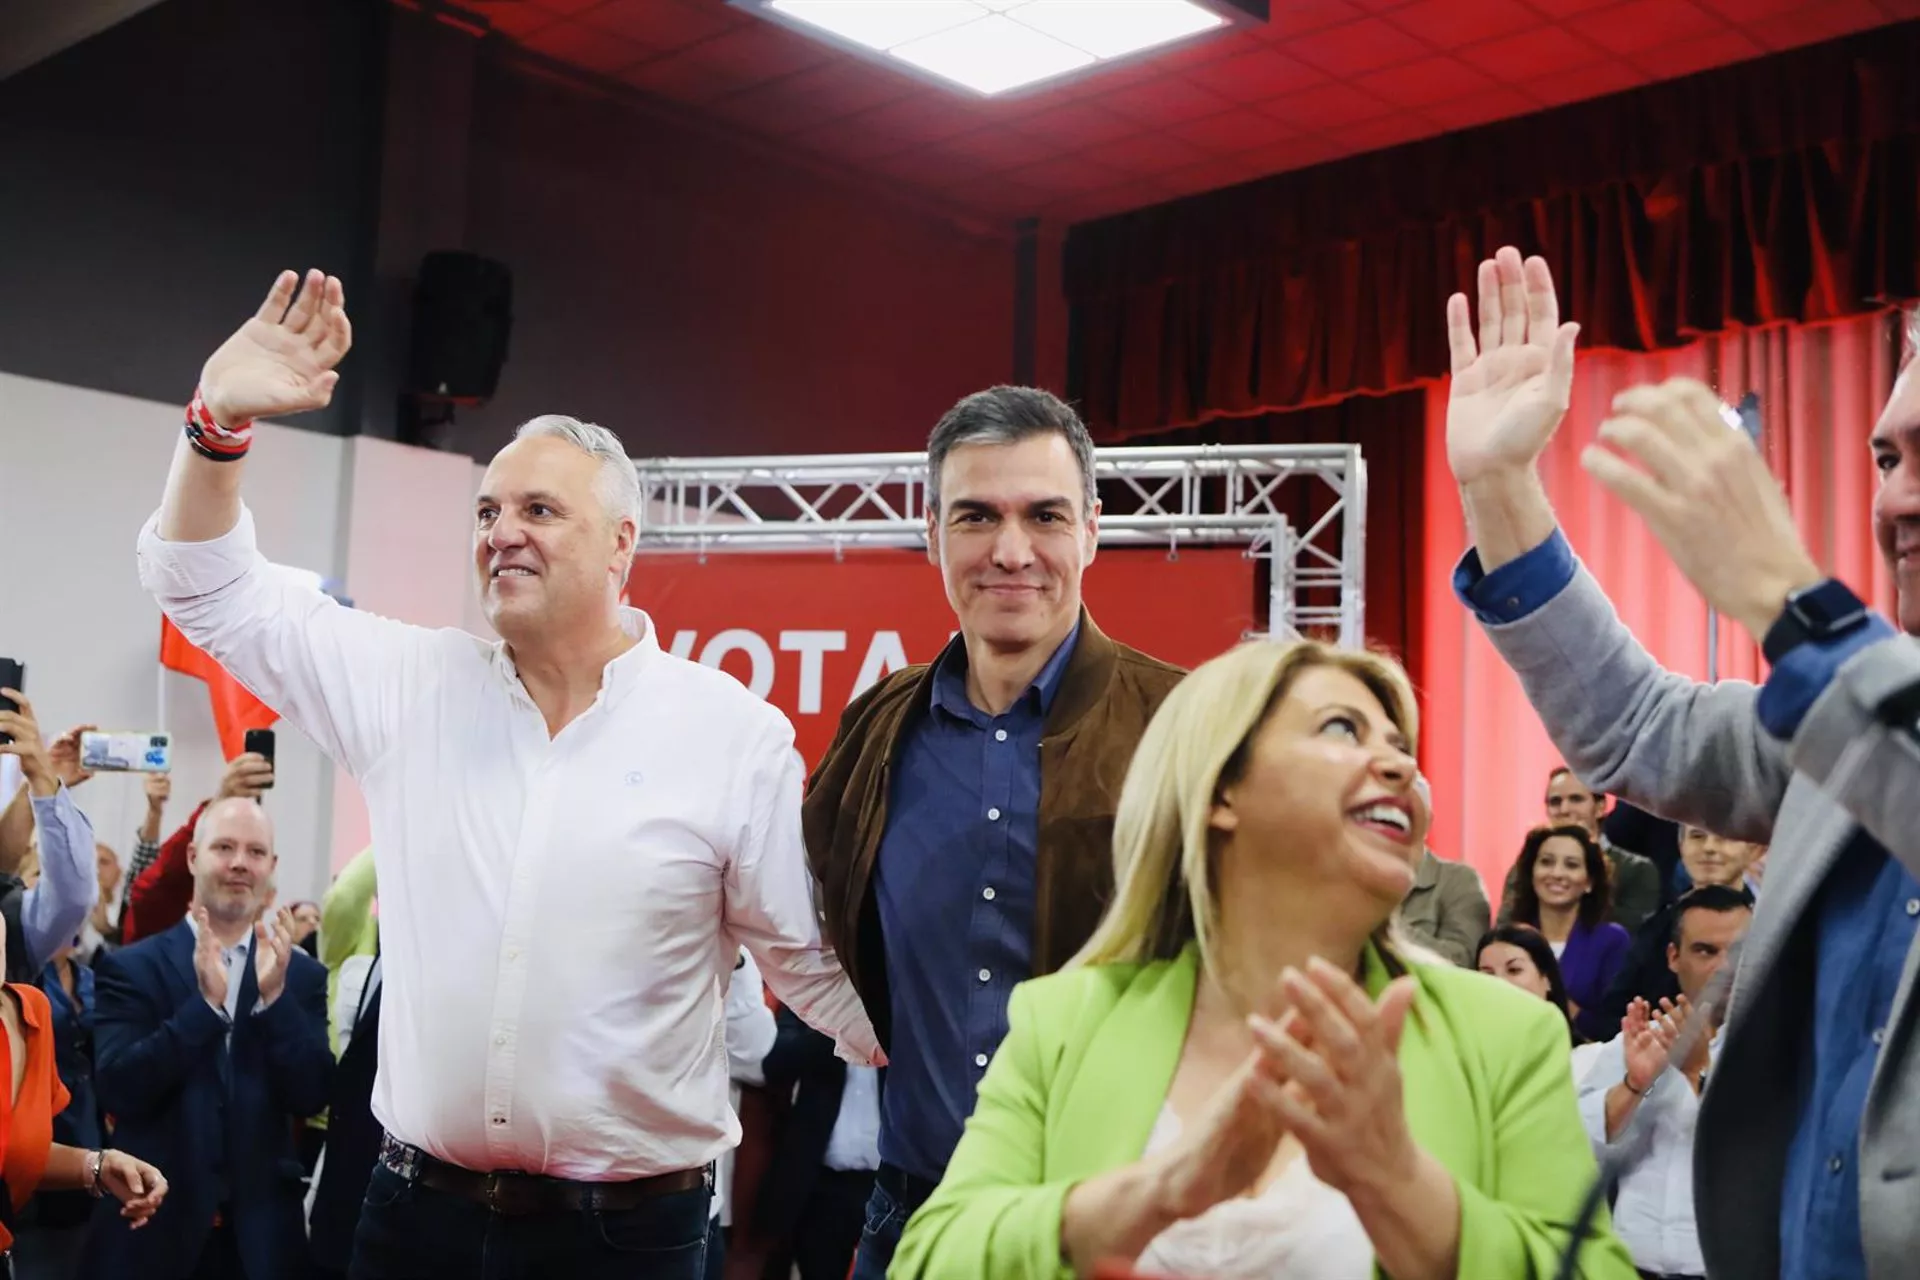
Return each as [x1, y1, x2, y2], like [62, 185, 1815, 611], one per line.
[892, 944, 1635, 1279]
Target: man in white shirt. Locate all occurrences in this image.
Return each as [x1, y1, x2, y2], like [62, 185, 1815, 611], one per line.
[136, 269, 878, 1280]
[1576, 886, 1753, 1280]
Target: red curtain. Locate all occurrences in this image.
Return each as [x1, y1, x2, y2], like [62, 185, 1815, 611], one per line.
[1108, 390, 1426, 675]
[1065, 21, 1920, 437]
[1418, 312, 1902, 895]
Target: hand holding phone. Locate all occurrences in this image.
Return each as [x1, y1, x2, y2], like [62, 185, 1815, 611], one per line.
[0, 659, 22, 746]
[244, 729, 276, 790]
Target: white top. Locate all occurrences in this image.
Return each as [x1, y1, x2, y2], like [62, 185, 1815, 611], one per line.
[823, 1065, 883, 1172]
[138, 506, 877, 1180]
[1575, 1034, 1711, 1275]
[1136, 1105, 1373, 1280]
[718, 948, 779, 1224]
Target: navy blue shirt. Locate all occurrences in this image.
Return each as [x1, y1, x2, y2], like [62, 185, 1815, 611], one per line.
[870, 625, 1079, 1183]
[1457, 529, 1909, 1279]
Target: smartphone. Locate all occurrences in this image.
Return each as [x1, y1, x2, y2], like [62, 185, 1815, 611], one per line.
[0, 658, 20, 746]
[244, 728, 276, 789]
[79, 731, 173, 773]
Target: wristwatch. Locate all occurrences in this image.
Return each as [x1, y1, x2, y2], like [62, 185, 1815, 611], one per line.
[1762, 579, 1871, 666]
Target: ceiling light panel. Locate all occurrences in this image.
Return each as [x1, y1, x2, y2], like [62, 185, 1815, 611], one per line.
[757, 0, 1240, 97]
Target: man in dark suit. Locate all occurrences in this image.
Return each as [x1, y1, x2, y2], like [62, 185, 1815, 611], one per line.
[755, 1006, 881, 1280]
[83, 796, 333, 1280]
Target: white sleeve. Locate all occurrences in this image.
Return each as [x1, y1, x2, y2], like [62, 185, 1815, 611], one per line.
[724, 719, 879, 1067]
[137, 505, 437, 778]
[724, 948, 778, 1087]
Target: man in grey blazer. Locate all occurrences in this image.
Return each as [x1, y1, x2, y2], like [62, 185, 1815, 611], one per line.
[1440, 245, 1920, 1279]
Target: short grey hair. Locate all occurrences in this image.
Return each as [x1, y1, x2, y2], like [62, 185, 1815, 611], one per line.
[925, 386, 1097, 517]
[514, 415, 642, 530]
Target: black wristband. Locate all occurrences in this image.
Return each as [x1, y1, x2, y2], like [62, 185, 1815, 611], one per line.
[185, 424, 248, 462]
[1761, 579, 1870, 665]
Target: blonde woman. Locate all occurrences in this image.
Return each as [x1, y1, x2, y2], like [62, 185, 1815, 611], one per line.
[890, 641, 1634, 1279]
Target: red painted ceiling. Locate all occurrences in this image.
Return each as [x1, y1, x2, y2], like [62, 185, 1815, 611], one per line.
[438, 0, 1914, 223]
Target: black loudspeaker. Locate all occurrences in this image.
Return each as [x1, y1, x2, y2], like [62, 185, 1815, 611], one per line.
[407, 251, 512, 403]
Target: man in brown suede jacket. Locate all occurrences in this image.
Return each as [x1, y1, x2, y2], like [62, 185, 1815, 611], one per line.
[803, 386, 1183, 1279]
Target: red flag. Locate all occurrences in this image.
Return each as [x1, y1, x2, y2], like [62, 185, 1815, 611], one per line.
[159, 616, 279, 759]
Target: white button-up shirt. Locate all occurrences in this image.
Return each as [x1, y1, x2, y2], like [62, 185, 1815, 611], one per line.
[138, 506, 877, 1181]
[1575, 1033, 1712, 1275]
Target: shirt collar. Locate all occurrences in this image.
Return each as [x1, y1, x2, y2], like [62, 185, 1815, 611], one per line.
[496, 607, 659, 712]
[185, 912, 254, 957]
[929, 621, 1082, 724]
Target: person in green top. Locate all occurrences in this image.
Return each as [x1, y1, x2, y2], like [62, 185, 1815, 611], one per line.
[892, 639, 1635, 1280]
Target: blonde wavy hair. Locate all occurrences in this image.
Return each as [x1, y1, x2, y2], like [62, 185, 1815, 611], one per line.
[1072, 639, 1422, 981]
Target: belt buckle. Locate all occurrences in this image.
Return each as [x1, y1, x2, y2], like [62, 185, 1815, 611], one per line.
[483, 1173, 503, 1213]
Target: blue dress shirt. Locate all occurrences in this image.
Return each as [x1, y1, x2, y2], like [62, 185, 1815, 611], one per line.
[1456, 530, 1908, 1280]
[869, 624, 1079, 1184]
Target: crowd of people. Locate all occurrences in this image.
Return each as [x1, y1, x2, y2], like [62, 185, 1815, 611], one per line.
[0, 240, 1912, 1280]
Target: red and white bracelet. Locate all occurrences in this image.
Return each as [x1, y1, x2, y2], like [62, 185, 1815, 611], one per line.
[185, 386, 254, 462]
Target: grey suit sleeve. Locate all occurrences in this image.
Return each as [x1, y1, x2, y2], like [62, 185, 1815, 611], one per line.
[1478, 562, 1793, 844]
[1426, 866, 1492, 967]
[1789, 634, 1920, 872]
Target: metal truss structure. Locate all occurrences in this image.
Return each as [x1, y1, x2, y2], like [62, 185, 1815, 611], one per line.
[632, 444, 1367, 645]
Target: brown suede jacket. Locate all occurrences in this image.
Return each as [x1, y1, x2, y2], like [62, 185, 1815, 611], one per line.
[803, 610, 1185, 1052]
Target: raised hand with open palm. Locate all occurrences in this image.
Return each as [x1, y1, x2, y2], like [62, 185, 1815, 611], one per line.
[199, 269, 352, 429]
[1444, 246, 1581, 485]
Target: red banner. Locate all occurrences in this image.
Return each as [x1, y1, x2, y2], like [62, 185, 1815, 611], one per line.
[159, 616, 280, 760]
[628, 550, 1254, 766]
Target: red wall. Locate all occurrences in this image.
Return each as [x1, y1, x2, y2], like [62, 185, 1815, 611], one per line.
[458, 57, 1019, 461]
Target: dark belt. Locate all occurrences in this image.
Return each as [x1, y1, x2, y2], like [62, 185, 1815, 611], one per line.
[876, 1162, 938, 1213]
[378, 1134, 709, 1216]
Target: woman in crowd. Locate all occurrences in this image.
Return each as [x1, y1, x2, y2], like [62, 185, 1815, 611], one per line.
[1475, 925, 1575, 1039]
[1476, 925, 1610, 1082]
[892, 640, 1633, 1279]
[0, 907, 168, 1254]
[1502, 826, 1629, 1042]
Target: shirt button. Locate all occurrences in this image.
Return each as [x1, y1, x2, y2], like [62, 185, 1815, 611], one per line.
[1829, 1154, 1845, 1174]
[994, 729, 1007, 742]
[507, 948, 521, 962]
[491, 1116, 507, 1126]
[982, 887, 996, 901]
[973, 1053, 988, 1068]
[1907, 899, 1919, 917]
[494, 1033, 507, 1046]
[987, 808, 1002, 821]
[1873, 1028, 1887, 1047]
[978, 968, 991, 983]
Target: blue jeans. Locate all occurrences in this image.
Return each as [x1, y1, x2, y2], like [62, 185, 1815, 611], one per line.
[850, 1171, 933, 1280]
[349, 1162, 711, 1280]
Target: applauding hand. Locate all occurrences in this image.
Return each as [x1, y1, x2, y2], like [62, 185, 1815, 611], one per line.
[199, 269, 352, 428]
[1147, 1016, 1303, 1220]
[1248, 959, 1421, 1199]
[253, 906, 296, 1007]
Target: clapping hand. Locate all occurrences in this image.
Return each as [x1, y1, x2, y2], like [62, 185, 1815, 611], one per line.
[1247, 959, 1421, 1199]
[199, 269, 352, 428]
[191, 906, 229, 1010]
[1148, 1015, 1304, 1220]
[253, 906, 296, 1007]
[1620, 996, 1679, 1094]
[1444, 246, 1581, 486]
